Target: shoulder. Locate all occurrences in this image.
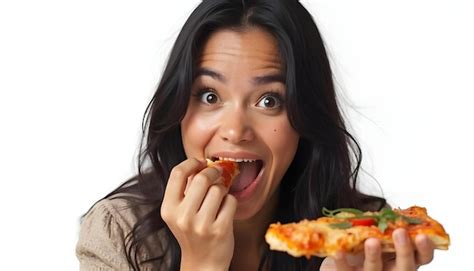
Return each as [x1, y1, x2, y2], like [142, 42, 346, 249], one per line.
[76, 197, 165, 270]
[81, 196, 144, 233]
[76, 198, 138, 270]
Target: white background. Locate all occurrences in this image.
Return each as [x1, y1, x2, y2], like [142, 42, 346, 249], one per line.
[0, 0, 472, 270]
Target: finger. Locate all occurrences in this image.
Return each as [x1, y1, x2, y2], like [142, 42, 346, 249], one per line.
[363, 238, 383, 271]
[164, 158, 206, 204]
[214, 194, 237, 227]
[333, 251, 354, 271]
[320, 257, 337, 271]
[414, 234, 434, 265]
[181, 166, 223, 214]
[198, 183, 228, 223]
[183, 175, 192, 196]
[393, 228, 416, 270]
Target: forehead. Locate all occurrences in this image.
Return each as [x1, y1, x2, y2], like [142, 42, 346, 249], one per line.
[197, 28, 283, 72]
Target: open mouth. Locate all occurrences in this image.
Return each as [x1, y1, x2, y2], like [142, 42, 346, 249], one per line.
[210, 157, 264, 193]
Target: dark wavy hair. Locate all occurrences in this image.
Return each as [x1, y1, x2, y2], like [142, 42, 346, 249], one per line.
[97, 0, 386, 270]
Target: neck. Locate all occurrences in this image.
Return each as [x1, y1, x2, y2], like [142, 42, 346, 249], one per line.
[231, 189, 279, 270]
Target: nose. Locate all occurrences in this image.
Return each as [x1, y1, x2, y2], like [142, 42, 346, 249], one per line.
[218, 108, 255, 144]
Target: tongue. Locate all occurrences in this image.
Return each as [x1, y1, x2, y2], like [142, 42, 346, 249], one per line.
[230, 161, 259, 193]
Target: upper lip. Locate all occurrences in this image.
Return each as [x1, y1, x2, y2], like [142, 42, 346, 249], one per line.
[209, 151, 263, 161]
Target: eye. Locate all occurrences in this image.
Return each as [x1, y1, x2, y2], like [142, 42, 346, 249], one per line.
[256, 93, 283, 109]
[196, 89, 220, 104]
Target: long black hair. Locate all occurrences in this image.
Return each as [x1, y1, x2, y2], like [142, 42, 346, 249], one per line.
[97, 0, 386, 270]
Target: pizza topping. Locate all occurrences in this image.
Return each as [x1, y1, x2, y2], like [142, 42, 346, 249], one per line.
[401, 216, 423, 224]
[350, 217, 376, 227]
[324, 207, 423, 233]
[217, 160, 238, 187]
[206, 159, 239, 187]
[328, 222, 352, 229]
[328, 218, 377, 229]
[323, 208, 363, 217]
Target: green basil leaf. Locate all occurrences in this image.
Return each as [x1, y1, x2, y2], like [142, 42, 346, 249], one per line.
[322, 207, 335, 217]
[402, 216, 423, 225]
[380, 208, 397, 220]
[329, 222, 352, 229]
[335, 208, 364, 215]
[378, 219, 388, 232]
[322, 207, 364, 217]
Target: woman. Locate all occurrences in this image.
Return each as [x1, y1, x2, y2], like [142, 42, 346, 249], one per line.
[76, 0, 436, 270]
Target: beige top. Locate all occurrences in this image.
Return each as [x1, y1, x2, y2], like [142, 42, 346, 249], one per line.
[76, 197, 168, 271]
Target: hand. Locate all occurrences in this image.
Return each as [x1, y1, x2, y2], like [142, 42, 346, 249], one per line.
[161, 158, 238, 271]
[320, 229, 435, 271]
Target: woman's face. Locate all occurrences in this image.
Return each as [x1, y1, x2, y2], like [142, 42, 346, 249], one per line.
[181, 28, 299, 220]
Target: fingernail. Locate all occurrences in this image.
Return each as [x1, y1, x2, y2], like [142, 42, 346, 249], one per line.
[365, 238, 379, 253]
[395, 229, 408, 245]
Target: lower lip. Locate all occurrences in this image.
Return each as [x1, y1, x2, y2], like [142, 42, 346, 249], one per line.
[230, 166, 264, 201]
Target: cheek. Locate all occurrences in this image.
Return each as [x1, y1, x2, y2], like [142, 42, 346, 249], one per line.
[262, 118, 299, 165]
[181, 112, 217, 158]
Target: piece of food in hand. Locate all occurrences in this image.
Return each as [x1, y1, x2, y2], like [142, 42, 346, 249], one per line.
[206, 159, 240, 188]
[265, 206, 450, 258]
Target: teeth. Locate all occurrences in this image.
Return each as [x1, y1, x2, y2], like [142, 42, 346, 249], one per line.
[217, 157, 257, 163]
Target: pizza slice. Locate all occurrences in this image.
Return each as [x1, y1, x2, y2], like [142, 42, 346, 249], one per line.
[265, 206, 450, 258]
[206, 159, 240, 188]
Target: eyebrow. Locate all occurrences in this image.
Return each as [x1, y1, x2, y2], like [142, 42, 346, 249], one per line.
[195, 68, 227, 83]
[252, 73, 286, 85]
[195, 67, 285, 85]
